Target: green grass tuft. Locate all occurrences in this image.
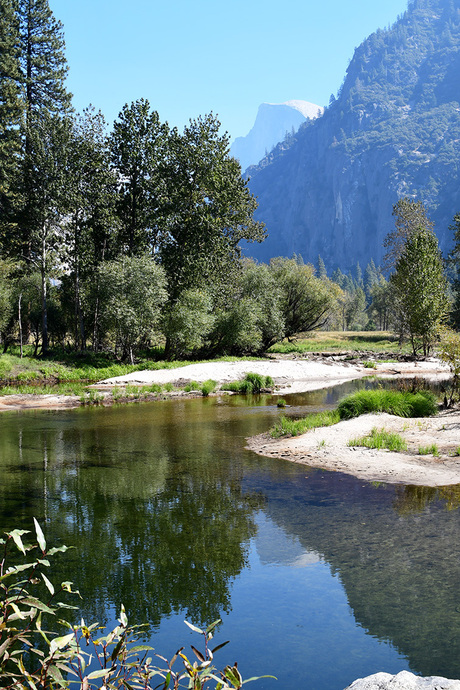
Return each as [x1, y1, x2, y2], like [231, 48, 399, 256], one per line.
[201, 380, 216, 397]
[271, 410, 340, 438]
[348, 427, 408, 452]
[418, 444, 439, 457]
[337, 389, 437, 420]
[222, 372, 274, 395]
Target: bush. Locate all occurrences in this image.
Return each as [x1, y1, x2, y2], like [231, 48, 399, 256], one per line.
[337, 389, 437, 420]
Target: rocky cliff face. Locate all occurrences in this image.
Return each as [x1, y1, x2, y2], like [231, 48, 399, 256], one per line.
[246, 0, 460, 271]
[230, 100, 323, 173]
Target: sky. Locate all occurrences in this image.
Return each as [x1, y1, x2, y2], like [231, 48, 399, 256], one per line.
[50, 0, 409, 141]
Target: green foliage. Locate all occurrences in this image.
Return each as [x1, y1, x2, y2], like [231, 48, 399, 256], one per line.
[222, 373, 274, 395]
[200, 379, 216, 397]
[97, 255, 167, 362]
[271, 410, 341, 438]
[184, 380, 201, 392]
[348, 427, 408, 451]
[418, 444, 439, 456]
[337, 389, 438, 419]
[390, 221, 449, 356]
[437, 326, 460, 406]
[270, 257, 341, 338]
[276, 398, 286, 408]
[164, 289, 215, 359]
[0, 522, 273, 689]
[110, 99, 168, 255]
[159, 114, 266, 303]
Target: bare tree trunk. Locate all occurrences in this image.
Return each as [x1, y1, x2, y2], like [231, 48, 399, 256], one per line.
[18, 293, 23, 359]
[41, 227, 48, 355]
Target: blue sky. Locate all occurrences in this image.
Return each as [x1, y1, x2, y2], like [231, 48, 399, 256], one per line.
[50, 0, 409, 140]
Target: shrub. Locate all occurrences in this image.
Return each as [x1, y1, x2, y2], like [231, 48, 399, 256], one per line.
[276, 398, 287, 408]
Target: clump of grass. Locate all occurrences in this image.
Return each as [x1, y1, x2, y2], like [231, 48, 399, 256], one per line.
[418, 444, 439, 457]
[363, 361, 377, 369]
[111, 386, 123, 401]
[144, 383, 163, 394]
[79, 390, 105, 405]
[125, 384, 141, 399]
[271, 410, 340, 438]
[276, 398, 287, 408]
[222, 373, 274, 395]
[453, 447, 460, 457]
[337, 389, 437, 420]
[184, 381, 200, 392]
[201, 380, 216, 397]
[347, 427, 408, 452]
[163, 382, 174, 393]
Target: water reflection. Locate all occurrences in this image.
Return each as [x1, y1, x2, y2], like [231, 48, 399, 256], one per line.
[0, 385, 459, 685]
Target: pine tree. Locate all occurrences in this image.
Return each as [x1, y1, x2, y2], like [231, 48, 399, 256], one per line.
[17, 0, 71, 118]
[16, 0, 72, 267]
[0, 0, 23, 223]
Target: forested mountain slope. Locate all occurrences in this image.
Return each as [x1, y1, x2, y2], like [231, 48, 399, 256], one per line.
[246, 0, 460, 271]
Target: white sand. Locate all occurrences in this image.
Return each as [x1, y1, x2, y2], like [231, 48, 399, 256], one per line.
[97, 358, 449, 395]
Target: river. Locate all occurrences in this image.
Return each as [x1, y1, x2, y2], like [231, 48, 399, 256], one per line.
[1, 381, 459, 689]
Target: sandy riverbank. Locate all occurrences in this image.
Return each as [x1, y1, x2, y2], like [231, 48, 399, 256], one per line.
[97, 357, 449, 394]
[247, 409, 460, 487]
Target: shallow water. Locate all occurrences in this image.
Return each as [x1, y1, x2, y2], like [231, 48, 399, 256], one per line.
[1, 381, 459, 689]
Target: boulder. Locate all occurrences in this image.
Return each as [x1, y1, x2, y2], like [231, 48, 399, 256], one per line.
[345, 671, 460, 690]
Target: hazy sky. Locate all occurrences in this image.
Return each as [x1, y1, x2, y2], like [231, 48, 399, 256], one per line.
[50, 0, 409, 140]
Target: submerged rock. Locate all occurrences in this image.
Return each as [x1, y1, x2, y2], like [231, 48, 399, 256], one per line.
[345, 671, 460, 690]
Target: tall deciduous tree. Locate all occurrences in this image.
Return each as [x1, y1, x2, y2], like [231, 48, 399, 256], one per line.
[391, 226, 449, 356]
[23, 111, 70, 353]
[110, 99, 168, 256]
[65, 107, 118, 350]
[160, 113, 266, 303]
[384, 197, 435, 271]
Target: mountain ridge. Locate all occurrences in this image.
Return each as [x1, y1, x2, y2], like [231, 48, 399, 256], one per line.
[246, 0, 460, 271]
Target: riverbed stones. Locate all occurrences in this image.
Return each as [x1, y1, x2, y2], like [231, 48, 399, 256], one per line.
[345, 671, 460, 690]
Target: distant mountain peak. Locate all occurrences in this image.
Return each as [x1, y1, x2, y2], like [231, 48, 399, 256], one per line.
[230, 100, 323, 173]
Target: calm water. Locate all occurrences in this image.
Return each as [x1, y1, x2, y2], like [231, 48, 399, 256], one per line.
[1, 382, 460, 690]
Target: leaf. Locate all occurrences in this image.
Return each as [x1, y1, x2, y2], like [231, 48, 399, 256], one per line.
[242, 676, 277, 684]
[184, 620, 203, 635]
[46, 664, 67, 687]
[33, 518, 46, 553]
[20, 597, 55, 614]
[190, 645, 205, 662]
[41, 573, 55, 596]
[205, 620, 221, 635]
[87, 668, 111, 680]
[111, 636, 124, 661]
[7, 529, 29, 555]
[211, 641, 229, 655]
[119, 604, 128, 628]
[47, 545, 72, 556]
[50, 632, 75, 654]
